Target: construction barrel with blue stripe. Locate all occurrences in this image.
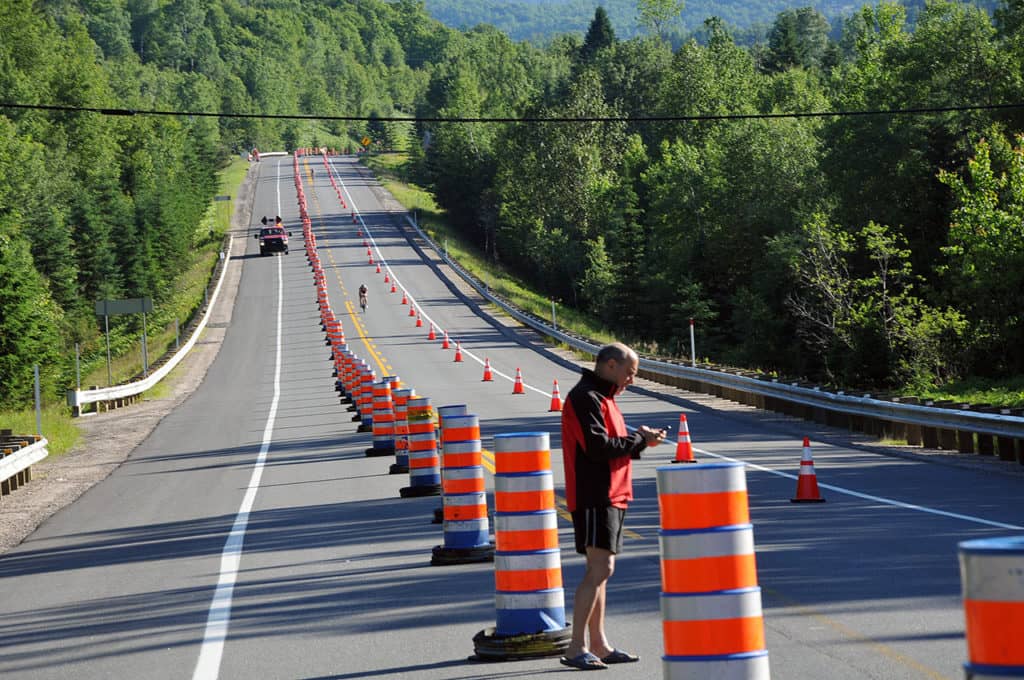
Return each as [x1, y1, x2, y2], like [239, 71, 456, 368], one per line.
[389, 387, 415, 474]
[399, 396, 441, 497]
[656, 461, 770, 680]
[431, 414, 494, 565]
[355, 364, 375, 432]
[472, 431, 570, 661]
[366, 380, 395, 457]
[433, 404, 469, 523]
[959, 536, 1024, 679]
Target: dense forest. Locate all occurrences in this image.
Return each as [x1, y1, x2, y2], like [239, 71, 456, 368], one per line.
[2, 0, 1023, 412]
[423, 0, 1001, 45]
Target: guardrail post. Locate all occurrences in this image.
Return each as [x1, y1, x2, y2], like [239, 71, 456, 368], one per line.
[976, 407, 999, 456]
[999, 408, 1024, 464]
[955, 403, 977, 454]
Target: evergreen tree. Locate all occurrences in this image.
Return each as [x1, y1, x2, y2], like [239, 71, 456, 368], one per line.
[580, 7, 616, 62]
[0, 220, 64, 411]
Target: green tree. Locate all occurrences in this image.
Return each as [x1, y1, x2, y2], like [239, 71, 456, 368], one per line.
[637, 0, 685, 40]
[939, 134, 1024, 374]
[580, 6, 616, 62]
[0, 220, 64, 410]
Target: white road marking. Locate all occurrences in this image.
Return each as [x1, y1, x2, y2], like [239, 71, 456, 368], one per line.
[192, 160, 286, 679]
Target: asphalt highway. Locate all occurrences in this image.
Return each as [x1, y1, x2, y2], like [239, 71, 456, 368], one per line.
[0, 155, 1021, 680]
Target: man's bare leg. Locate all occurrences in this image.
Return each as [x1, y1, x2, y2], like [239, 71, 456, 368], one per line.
[565, 547, 615, 659]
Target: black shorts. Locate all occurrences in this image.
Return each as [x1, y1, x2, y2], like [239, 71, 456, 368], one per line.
[572, 506, 626, 555]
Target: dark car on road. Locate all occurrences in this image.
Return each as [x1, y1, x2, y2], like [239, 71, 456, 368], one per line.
[255, 216, 292, 256]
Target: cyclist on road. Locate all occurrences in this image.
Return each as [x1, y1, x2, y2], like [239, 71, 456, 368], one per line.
[358, 284, 368, 312]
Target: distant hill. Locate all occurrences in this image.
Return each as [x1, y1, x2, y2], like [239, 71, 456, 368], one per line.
[423, 0, 999, 43]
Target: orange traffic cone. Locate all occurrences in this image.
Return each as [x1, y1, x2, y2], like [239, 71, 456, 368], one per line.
[673, 414, 697, 463]
[384, 273, 390, 283]
[401, 292, 408, 305]
[390, 282, 396, 293]
[454, 342, 463, 362]
[428, 323, 436, 341]
[357, 229, 362, 237]
[352, 212, 357, 223]
[368, 255, 374, 265]
[512, 368, 525, 395]
[442, 331, 450, 349]
[375, 263, 381, 274]
[408, 305, 416, 317]
[366, 247, 372, 256]
[549, 379, 562, 412]
[482, 358, 493, 381]
[363, 239, 368, 247]
[791, 437, 826, 503]
[416, 313, 423, 328]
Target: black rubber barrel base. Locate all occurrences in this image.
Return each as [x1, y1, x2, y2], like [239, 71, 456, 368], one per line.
[356, 423, 372, 433]
[365, 447, 395, 457]
[431, 544, 495, 566]
[346, 404, 358, 412]
[469, 626, 571, 662]
[388, 463, 408, 475]
[672, 459, 699, 464]
[350, 414, 361, 422]
[791, 498, 827, 503]
[399, 484, 441, 498]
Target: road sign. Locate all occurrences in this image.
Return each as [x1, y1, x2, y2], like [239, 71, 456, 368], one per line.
[94, 298, 154, 316]
[361, 136, 371, 147]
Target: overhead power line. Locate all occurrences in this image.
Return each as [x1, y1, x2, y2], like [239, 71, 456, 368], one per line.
[2, 100, 1024, 123]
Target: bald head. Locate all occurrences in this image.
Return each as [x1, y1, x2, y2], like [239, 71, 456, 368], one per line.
[595, 342, 639, 393]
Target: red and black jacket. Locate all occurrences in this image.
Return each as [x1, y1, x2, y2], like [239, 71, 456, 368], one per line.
[561, 368, 646, 511]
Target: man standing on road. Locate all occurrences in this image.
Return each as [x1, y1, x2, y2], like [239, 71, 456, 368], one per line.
[559, 342, 666, 671]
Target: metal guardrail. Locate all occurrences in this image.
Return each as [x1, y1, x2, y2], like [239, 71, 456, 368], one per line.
[402, 216, 1024, 444]
[67, 235, 234, 414]
[0, 436, 48, 492]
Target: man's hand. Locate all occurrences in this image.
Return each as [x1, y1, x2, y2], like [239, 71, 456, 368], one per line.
[639, 425, 667, 447]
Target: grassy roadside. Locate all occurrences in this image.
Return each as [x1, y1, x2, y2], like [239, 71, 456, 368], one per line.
[362, 153, 1024, 409]
[0, 158, 254, 457]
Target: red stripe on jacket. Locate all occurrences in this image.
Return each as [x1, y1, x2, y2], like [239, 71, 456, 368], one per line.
[561, 368, 646, 511]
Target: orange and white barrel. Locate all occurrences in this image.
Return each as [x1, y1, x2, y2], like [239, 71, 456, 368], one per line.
[657, 462, 769, 680]
[959, 536, 1024, 679]
[368, 381, 395, 455]
[434, 414, 491, 559]
[401, 397, 440, 496]
[492, 432, 566, 636]
[390, 387, 415, 474]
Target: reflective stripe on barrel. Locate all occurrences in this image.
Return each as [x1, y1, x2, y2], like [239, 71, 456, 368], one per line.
[494, 550, 563, 591]
[959, 536, 1024, 676]
[443, 466, 485, 494]
[443, 440, 482, 470]
[494, 511, 559, 552]
[660, 525, 758, 593]
[494, 472, 554, 513]
[657, 462, 749, 530]
[662, 588, 765, 656]
[443, 492, 488, 520]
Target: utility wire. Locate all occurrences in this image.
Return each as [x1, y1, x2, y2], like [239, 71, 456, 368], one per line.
[2, 100, 1024, 122]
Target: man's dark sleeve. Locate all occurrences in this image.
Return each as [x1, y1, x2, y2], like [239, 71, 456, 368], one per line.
[573, 389, 646, 461]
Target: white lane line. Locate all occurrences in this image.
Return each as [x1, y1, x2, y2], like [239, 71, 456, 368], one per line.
[193, 161, 286, 680]
[640, 424, 1023, 530]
